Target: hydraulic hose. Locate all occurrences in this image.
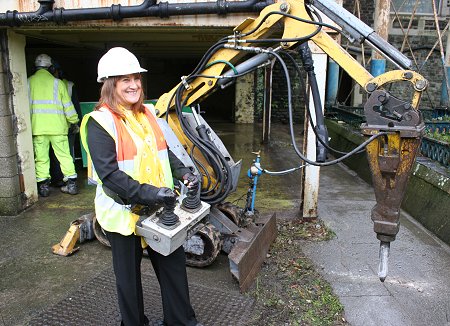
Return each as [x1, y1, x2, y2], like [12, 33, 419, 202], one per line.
[186, 40, 385, 171]
[267, 48, 389, 167]
[279, 50, 365, 156]
[297, 42, 329, 163]
[173, 59, 235, 204]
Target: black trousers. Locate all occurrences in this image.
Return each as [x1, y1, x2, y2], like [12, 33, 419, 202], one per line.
[105, 231, 197, 326]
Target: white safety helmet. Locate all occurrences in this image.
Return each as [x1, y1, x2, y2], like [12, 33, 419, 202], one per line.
[35, 54, 53, 68]
[97, 47, 147, 83]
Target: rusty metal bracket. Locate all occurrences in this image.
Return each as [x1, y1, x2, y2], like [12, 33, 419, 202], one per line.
[361, 90, 424, 138]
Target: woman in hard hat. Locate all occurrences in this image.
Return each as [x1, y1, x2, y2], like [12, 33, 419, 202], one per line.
[80, 47, 201, 326]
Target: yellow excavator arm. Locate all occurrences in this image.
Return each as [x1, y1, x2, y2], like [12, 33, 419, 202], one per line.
[155, 0, 426, 114]
[154, 0, 427, 281]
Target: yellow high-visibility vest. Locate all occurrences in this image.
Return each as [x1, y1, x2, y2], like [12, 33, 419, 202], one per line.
[80, 105, 173, 236]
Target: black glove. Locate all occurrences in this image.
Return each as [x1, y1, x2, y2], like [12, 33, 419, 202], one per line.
[69, 123, 80, 134]
[182, 172, 199, 189]
[155, 187, 177, 206]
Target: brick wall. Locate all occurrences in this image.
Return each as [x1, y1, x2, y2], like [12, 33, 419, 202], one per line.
[343, 0, 374, 25]
[254, 53, 306, 124]
[389, 35, 445, 108]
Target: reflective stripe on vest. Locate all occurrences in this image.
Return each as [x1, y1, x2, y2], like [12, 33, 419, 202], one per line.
[80, 105, 173, 236]
[28, 69, 78, 135]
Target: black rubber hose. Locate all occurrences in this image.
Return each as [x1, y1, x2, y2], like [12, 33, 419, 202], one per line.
[279, 50, 365, 156]
[297, 42, 328, 162]
[174, 78, 233, 204]
[268, 49, 388, 166]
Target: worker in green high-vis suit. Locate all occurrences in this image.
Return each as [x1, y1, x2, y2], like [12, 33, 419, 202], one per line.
[28, 53, 79, 197]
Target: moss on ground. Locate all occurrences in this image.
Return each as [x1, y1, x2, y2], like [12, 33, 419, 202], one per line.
[245, 218, 347, 326]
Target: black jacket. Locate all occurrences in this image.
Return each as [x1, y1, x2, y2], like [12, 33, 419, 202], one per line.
[86, 117, 190, 206]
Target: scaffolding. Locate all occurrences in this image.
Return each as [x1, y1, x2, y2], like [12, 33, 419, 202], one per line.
[332, 0, 449, 112]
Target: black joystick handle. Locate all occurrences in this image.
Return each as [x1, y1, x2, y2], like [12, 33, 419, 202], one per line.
[159, 200, 179, 226]
[182, 182, 201, 211]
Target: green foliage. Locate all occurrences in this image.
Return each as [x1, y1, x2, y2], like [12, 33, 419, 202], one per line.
[430, 115, 450, 122]
[425, 129, 450, 143]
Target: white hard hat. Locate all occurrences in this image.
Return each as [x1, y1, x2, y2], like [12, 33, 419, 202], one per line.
[97, 47, 147, 83]
[35, 54, 53, 68]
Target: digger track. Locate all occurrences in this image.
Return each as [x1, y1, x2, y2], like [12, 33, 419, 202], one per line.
[185, 222, 222, 267]
[216, 202, 244, 226]
[93, 215, 111, 247]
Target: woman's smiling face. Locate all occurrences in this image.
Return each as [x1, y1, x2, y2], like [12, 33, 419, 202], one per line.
[115, 73, 142, 109]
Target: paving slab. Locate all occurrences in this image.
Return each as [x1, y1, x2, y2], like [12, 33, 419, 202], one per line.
[302, 163, 450, 326]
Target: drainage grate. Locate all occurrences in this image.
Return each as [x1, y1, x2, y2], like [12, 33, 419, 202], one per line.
[27, 267, 254, 326]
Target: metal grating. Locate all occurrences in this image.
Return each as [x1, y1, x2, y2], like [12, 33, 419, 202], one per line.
[26, 267, 254, 326]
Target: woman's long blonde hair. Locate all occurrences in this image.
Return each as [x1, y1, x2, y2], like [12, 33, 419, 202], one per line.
[95, 74, 145, 118]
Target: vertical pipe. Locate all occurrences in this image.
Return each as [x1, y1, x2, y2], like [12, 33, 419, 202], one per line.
[370, 59, 386, 77]
[371, 0, 390, 76]
[262, 60, 274, 143]
[325, 58, 339, 107]
[441, 30, 450, 107]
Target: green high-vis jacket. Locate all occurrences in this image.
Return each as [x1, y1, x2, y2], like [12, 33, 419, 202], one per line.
[28, 69, 79, 135]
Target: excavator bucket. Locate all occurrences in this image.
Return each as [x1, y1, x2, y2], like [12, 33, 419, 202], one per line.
[228, 213, 277, 292]
[51, 224, 81, 256]
[210, 204, 277, 292]
[52, 213, 95, 256]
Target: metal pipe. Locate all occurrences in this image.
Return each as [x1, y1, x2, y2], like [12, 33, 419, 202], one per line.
[36, 0, 55, 15]
[0, 0, 273, 27]
[325, 59, 339, 107]
[217, 52, 271, 88]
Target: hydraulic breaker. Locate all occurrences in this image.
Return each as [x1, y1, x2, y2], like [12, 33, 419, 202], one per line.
[361, 73, 426, 280]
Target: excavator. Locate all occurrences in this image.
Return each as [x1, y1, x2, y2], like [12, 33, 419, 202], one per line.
[5, 0, 427, 292]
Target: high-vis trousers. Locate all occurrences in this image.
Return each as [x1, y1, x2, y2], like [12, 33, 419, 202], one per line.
[33, 135, 77, 182]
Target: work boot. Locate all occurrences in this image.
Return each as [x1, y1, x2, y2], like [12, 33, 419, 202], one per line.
[37, 179, 51, 197]
[61, 178, 78, 195]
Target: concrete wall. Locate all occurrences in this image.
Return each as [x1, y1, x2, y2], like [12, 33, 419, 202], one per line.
[0, 51, 21, 215]
[235, 73, 255, 124]
[326, 119, 450, 246]
[403, 160, 450, 245]
[8, 30, 38, 208]
[0, 30, 37, 216]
